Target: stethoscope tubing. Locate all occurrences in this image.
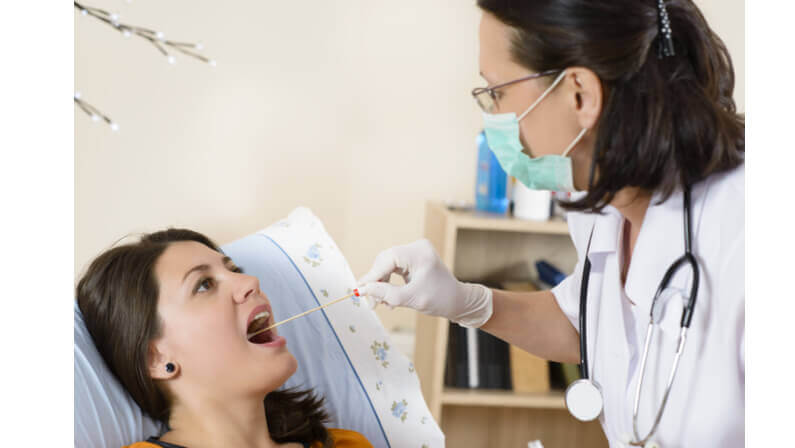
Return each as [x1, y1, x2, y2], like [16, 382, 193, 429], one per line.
[578, 255, 593, 378]
[571, 185, 700, 446]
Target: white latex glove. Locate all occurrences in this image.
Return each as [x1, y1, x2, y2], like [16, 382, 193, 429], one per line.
[357, 239, 493, 328]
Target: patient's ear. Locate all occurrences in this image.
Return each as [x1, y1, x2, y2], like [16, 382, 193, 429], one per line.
[148, 341, 179, 380]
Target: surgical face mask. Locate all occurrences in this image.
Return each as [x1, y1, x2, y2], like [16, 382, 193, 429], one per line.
[482, 70, 588, 192]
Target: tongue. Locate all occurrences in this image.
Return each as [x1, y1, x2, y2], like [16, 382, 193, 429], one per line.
[249, 330, 272, 344]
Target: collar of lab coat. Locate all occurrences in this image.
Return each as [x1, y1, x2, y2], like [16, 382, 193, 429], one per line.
[621, 184, 708, 312]
[586, 205, 623, 256]
[583, 183, 708, 312]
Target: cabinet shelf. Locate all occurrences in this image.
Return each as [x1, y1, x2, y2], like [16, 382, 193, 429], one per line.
[433, 202, 570, 235]
[441, 388, 566, 410]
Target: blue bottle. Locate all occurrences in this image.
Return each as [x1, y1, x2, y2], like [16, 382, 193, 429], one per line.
[475, 131, 509, 214]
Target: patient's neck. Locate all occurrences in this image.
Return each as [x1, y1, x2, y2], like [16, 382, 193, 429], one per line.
[161, 393, 285, 448]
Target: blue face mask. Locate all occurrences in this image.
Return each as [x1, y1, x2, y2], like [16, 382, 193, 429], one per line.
[482, 70, 588, 192]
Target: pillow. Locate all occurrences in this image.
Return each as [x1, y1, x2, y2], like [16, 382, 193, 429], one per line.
[74, 302, 164, 448]
[226, 207, 444, 447]
[74, 207, 444, 448]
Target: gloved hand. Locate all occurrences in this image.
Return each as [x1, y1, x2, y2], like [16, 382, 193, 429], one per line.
[357, 239, 493, 328]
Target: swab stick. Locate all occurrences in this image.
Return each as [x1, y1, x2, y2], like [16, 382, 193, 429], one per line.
[247, 289, 360, 338]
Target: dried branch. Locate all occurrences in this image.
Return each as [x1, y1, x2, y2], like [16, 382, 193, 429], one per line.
[74, 1, 215, 66]
[74, 92, 119, 131]
[74, 1, 215, 129]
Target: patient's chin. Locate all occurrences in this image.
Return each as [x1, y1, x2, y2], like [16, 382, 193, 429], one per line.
[276, 352, 298, 385]
[252, 351, 298, 395]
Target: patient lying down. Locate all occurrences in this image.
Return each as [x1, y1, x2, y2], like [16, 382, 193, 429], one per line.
[77, 228, 372, 448]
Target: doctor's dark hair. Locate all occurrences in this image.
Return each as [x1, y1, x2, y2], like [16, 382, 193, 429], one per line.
[76, 228, 332, 447]
[477, 0, 744, 211]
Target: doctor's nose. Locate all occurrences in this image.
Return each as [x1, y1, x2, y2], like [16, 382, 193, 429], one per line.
[232, 273, 260, 304]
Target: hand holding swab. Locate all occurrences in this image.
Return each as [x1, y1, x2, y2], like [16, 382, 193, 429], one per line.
[248, 289, 360, 338]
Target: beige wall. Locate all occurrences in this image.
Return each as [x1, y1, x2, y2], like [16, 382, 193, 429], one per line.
[76, 1, 744, 332]
[699, 0, 745, 111]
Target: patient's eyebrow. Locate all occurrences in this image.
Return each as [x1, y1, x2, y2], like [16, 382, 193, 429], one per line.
[182, 264, 209, 283]
[182, 256, 234, 283]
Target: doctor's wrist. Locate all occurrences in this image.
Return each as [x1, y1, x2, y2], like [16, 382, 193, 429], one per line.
[452, 282, 494, 329]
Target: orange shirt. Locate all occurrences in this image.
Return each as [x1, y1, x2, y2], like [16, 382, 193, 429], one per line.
[312, 429, 372, 448]
[123, 428, 372, 448]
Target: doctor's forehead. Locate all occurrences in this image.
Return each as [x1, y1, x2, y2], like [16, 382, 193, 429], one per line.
[478, 11, 520, 84]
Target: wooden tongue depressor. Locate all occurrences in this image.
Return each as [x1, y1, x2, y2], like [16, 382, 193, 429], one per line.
[247, 289, 361, 339]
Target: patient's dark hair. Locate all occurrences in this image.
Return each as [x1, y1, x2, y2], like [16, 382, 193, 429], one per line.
[76, 228, 332, 447]
[477, 0, 744, 211]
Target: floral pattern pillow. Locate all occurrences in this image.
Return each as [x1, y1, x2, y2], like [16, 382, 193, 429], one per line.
[259, 208, 444, 448]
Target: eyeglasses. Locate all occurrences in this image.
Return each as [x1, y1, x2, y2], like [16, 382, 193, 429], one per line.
[471, 69, 561, 113]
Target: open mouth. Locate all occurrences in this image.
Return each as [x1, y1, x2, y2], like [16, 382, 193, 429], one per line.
[247, 310, 274, 344]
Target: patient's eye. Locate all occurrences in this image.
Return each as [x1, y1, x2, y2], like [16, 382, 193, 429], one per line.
[230, 265, 243, 274]
[195, 277, 215, 294]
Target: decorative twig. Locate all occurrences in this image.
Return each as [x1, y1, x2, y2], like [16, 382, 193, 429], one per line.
[74, 1, 215, 66]
[74, 1, 215, 129]
[74, 92, 119, 131]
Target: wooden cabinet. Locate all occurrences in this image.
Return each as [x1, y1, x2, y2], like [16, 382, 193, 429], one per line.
[414, 202, 608, 447]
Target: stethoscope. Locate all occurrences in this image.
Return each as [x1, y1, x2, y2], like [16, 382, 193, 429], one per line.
[564, 186, 700, 448]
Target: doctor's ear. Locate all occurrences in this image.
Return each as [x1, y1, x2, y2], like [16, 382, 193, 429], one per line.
[565, 67, 602, 130]
[148, 342, 179, 380]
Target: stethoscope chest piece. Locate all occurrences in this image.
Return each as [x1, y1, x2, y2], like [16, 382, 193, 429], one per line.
[565, 378, 604, 422]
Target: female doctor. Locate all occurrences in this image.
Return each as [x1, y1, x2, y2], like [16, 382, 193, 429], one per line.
[358, 1, 744, 447]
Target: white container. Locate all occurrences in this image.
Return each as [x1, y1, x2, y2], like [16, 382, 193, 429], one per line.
[513, 182, 551, 221]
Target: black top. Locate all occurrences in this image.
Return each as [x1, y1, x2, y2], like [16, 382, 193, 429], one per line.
[146, 436, 311, 448]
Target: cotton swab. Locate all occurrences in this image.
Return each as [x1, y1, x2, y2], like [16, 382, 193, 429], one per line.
[247, 289, 361, 339]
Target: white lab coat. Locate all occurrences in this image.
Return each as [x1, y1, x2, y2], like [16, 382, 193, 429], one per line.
[551, 164, 744, 448]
